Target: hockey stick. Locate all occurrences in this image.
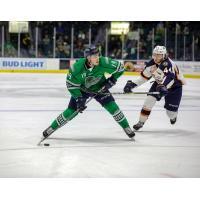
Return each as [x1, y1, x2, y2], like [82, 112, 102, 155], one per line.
[80, 87, 160, 96]
[111, 91, 160, 95]
[78, 76, 160, 96]
[37, 88, 104, 146]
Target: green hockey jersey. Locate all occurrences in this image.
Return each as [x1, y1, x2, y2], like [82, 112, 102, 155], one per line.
[66, 56, 124, 98]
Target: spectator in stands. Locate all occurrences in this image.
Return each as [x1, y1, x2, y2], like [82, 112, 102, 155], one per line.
[63, 42, 70, 57]
[63, 35, 70, 44]
[28, 44, 35, 57]
[4, 42, 17, 57]
[21, 34, 32, 57]
[56, 35, 63, 46]
[56, 43, 66, 58]
[73, 47, 83, 58]
[22, 34, 31, 50]
[1, 21, 199, 60]
[168, 48, 174, 59]
[42, 34, 51, 57]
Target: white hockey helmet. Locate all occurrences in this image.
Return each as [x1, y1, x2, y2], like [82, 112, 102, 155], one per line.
[153, 46, 167, 54]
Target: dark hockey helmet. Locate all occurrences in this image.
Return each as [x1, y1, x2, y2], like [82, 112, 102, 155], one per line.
[84, 45, 100, 57]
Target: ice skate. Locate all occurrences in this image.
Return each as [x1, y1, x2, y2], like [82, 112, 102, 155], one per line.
[123, 127, 135, 138]
[133, 121, 144, 131]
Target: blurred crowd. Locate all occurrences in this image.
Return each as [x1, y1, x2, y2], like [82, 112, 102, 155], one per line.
[0, 21, 200, 60]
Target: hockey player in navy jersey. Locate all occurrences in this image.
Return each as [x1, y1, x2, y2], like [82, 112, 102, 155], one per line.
[123, 46, 186, 130]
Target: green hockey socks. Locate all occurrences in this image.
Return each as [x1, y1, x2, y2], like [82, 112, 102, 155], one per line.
[103, 101, 130, 129]
[51, 108, 77, 130]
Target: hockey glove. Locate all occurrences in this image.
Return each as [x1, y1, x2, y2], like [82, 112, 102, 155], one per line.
[75, 97, 87, 113]
[103, 76, 117, 91]
[156, 84, 168, 97]
[123, 80, 137, 93]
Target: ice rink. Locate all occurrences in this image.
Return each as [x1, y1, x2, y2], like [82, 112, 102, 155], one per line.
[0, 72, 200, 178]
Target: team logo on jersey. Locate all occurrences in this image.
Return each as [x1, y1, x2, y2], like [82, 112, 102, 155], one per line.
[162, 61, 168, 66]
[81, 73, 86, 79]
[85, 75, 102, 88]
[164, 67, 169, 73]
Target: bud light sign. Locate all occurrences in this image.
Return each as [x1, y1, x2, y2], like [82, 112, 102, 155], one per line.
[0, 58, 46, 69]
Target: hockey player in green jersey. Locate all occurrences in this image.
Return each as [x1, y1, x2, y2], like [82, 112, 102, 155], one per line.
[42, 45, 135, 139]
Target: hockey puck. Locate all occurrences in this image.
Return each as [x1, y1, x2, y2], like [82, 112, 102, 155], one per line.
[44, 143, 50, 146]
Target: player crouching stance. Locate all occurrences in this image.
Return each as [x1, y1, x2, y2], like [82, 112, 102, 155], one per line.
[43, 45, 135, 139]
[124, 46, 185, 131]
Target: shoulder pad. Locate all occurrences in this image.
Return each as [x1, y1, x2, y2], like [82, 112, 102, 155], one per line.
[100, 56, 121, 69]
[99, 56, 110, 66]
[160, 58, 172, 70]
[145, 59, 155, 68]
[70, 58, 86, 75]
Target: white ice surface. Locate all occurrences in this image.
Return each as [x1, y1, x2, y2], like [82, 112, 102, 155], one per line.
[0, 73, 200, 177]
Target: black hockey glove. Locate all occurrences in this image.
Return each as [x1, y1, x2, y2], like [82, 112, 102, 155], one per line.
[123, 80, 137, 93]
[103, 76, 117, 91]
[75, 97, 87, 113]
[156, 84, 168, 97]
